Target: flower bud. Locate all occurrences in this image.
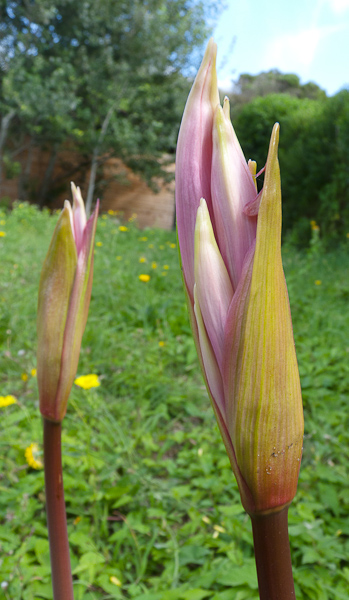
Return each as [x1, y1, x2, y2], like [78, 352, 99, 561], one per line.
[37, 184, 99, 422]
[176, 42, 304, 515]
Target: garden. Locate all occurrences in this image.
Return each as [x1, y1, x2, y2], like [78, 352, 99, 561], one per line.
[0, 203, 348, 600]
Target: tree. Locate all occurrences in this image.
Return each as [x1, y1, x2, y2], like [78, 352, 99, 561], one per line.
[0, 0, 218, 209]
[232, 90, 349, 245]
[229, 70, 326, 114]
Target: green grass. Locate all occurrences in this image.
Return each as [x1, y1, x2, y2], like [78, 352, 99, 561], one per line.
[0, 203, 348, 600]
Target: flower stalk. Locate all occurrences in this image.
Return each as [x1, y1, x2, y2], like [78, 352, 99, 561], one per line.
[37, 184, 98, 599]
[44, 419, 74, 600]
[251, 508, 296, 600]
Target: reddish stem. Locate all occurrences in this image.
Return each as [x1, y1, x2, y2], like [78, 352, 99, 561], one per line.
[250, 507, 296, 600]
[43, 418, 74, 600]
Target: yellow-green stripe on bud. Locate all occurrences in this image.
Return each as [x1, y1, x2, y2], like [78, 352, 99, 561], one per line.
[226, 125, 304, 514]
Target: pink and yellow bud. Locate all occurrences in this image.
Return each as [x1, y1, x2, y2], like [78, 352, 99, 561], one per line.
[176, 42, 304, 516]
[37, 183, 99, 423]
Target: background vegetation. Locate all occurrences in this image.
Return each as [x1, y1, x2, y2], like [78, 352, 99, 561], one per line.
[0, 0, 216, 206]
[0, 204, 348, 599]
[1, 2, 349, 245]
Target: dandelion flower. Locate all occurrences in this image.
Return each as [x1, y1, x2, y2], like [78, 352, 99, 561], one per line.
[31, 368, 37, 377]
[0, 219, 5, 225]
[25, 443, 43, 470]
[96, 241, 103, 247]
[119, 226, 128, 232]
[21, 373, 28, 382]
[151, 262, 157, 269]
[315, 280, 322, 286]
[139, 257, 146, 263]
[170, 243, 176, 249]
[140, 236, 148, 241]
[139, 274, 150, 282]
[0, 231, 6, 237]
[116, 255, 122, 260]
[74, 374, 100, 389]
[163, 265, 169, 270]
[102, 214, 107, 220]
[213, 524, 226, 533]
[159, 341, 165, 347]
[0, 395, 17, 408]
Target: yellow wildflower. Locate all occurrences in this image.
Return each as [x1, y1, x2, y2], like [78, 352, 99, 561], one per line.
[110, 576, 122, 586]
[310, 220, 320, 231]
[151, 262, 157, 269]
[0, 231, 6, 237]
[108, 209, 115, 215]
[159, 341, 165, 347]
[73, 516, 81, 525]
[202, 515, 211, 524]
[0, 219, 5, 225]
[170, 243, 176, 248]
[139, 257, 146, 263]
[0, 395, 17, 408]
[96, 241, 103, 247]
[163, 265, 169, 270]
[346, 233, 349, 239]
[213, 524, 226, 533]
[74, 374, 100, 389]
[315, 280, 322, 286]
[140, 236, 148, 241]
[31, 368, 37, 377]
[116, 256, 122, 261]
[25, 443, 43, 470]
[148, 243, 154, 248]
[119, 226, 128, 232]
[159, 245, 165, 249]
[21, 373, 28, 382]
[139, 274, 150, 283]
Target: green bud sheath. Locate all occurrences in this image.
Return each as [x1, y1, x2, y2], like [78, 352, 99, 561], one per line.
[37, 207, 77, 422]
[227, 124, 304, 514]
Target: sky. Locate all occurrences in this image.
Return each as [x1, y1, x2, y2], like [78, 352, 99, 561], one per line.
[212, 0, 349, 96]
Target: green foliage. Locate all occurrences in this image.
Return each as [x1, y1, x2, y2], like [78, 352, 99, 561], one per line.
[0, 204, 348, 598]
[0, 0, 218, 200]
[233, 90, 349, 245]
[229, 70, 326, 110]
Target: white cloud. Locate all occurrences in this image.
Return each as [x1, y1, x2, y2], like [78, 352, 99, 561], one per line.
[325, 0, 349, 13]
[262, 25, 342, 73]
[218, 76, 234, 92]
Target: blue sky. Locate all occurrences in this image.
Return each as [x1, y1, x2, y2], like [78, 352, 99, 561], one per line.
[212, 0, 349, 95]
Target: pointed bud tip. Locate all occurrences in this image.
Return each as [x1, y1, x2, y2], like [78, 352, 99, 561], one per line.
[270, 123, 280, 151]
[223, 97, 230, 119]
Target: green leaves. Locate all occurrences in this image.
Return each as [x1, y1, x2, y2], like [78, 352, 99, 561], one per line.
[0, 204, 349, 598]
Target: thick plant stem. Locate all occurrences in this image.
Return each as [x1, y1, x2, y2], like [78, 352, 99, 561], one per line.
[251, 507, 296, 600]
[43, 418, 74, 600]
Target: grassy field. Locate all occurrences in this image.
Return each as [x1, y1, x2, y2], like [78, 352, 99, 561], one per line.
[0, 203, 348, 600]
